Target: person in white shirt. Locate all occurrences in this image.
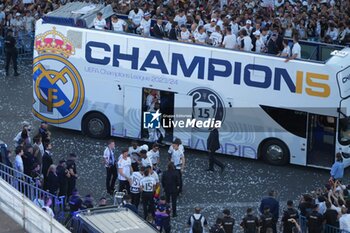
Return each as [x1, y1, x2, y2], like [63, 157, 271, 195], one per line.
[238, 29, 253, 51]
[42, 196, 54, 218]
[15, 146, 24, 179]
[222, 27, 236, 49]
[103, 140, 117, 195]
[209, 25, 223, 47]
[278, 39, 291, 57]
[128, 7, 144, 33]
[174, 10, 187, 26]
[285, 35, 301, 62]
[204, 18, 217, 35]
[140, 168, 156, 219]
[128, 141, 141, 171]
[146, 89, 160, 111]
[195, 25, 207, 44]
[118, 148, 132, 192]
[111, 15, 126, 32]
[253, 30, 265, 53]
[326, 23, 339, 42]
[11, 13, 24, 36]
[217, 15, 225, 31]
[180, 24, 192, 42]
[230, 17, 240, 36]
[93, 12, 106, 30]
[147, 143, 160, 171]
[139, 13, 151, 37]
[340, 207, 350, 232]
[241, 19, 253, 36]
[169, 140, 185, 194]
[140, 149, 152, 168]
[187, 207, 208, 233]
[23, 11, 34, 35]
[129, 166, 143, 209]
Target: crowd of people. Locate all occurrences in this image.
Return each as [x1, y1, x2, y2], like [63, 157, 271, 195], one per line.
[91, 0, 350, 57]
[0, 0, 349, 62]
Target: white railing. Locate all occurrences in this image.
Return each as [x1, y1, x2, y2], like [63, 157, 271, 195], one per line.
[0, 178, 70, 233]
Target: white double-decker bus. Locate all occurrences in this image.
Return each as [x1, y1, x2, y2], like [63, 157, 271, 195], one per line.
[33, 3, 350, 168]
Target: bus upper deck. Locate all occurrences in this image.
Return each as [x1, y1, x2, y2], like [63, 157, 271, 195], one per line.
[41, 2, 346, 63]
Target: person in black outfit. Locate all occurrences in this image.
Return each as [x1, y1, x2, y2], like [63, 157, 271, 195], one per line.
[162, 162, 180, 217]
[240, 208, 259, 233]
[267, 34, 279, 55]
[23, 145, 35, 177]
[210, 218, 226, 233]
[260, 207, 275, 233]
[153, 17, 165, 39]
[298, 194, 314, 217]
[56, 160, 70, 199]
[281, 200, 299, 233]
[206, 127, 225, 172]
[66, 153, 78, 198]
[4, 29, 19, 76]
[323, 201, 339, 228]
[46, 164, 59, 195]
[42, 142, 53, 190]
[221, 209, 235, 233]
[259, 190, 279, 233]
[307, 204, 323, 233]
[168, 22, 178, 41]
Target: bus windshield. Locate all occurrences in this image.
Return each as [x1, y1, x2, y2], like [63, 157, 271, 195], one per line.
[339, 117, 350, 145]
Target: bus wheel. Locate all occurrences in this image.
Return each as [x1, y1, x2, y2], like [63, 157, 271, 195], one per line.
[261, 139, 289, 165]
[82, 112, 110, 138]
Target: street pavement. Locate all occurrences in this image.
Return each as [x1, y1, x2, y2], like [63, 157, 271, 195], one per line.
[0, 60, 348, 232]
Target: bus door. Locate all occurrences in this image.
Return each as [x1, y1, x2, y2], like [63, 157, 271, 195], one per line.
[307, 114, 336, 167]
[173, 94, 193, 147]
[123, 86, 143, 138]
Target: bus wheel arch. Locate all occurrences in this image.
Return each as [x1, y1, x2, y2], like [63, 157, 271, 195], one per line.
[258, 138, 290, 165]
[82, 111, 110, 138]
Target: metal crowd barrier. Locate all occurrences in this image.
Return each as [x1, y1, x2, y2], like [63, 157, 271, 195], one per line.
[0, 162, 66, 223]
[299, 215, 350, 233]
[0, 33, 34, 61]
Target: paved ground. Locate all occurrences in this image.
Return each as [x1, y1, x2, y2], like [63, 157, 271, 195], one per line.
[0, 60, 349, 232]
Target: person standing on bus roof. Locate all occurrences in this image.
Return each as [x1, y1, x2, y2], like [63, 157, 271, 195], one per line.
[285, 35, 301, 62]
[139, 13, 152, 37]
[93, 12, 106, 30]
[103, 140, 117, 195]
[111, 15, 126, 32]
[206, 126, 225, 173]
[128, 7, 144, 33]
[153, 17, 165, 39]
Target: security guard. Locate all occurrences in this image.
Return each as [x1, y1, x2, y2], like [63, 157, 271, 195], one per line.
[307, 204, 323, 233]
[4, 29, 19, 76]
[281, 200, 299, 233]
[222, 209, 235, 233]
[260, 207, 274, 233]
[240, 208, 259, 233]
